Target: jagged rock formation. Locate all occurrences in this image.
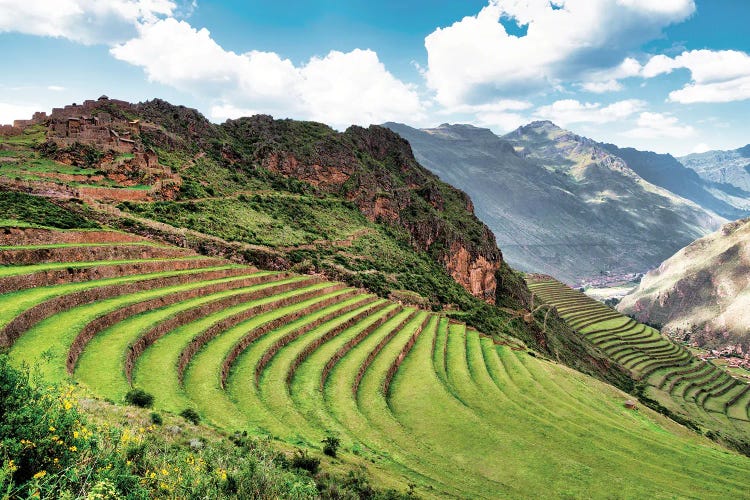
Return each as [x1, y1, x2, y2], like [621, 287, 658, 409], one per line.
[619, 218, 750, 353]
[386, 121, 723, 286]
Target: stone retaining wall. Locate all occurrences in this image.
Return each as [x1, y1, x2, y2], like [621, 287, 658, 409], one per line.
[319, 306, 402, 391]
[0, 244, 194, 265]
[0, 227, 151, 246]
[352, 311, 418, 396]
[0, 257, 223, 294]
[248, 292, 371, 386]
[285, 301, 390, 386]
[66, 272, 290, 373]
[221, 285, 355, 388]
[0, 266, 258, 348]
[383, 315, 431, 398]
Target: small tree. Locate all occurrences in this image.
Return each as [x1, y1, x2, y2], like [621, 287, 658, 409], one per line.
[322, 435, 340, 458]
[290, 450, 319, 474]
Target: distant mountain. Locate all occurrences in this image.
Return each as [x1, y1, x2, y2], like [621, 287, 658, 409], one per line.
[680, 145, 750, 191]
[678, 146, 750, 212]
[385, 121, 723, 286]
[619, 218, 750, 352]
[599, 144, 749, 220]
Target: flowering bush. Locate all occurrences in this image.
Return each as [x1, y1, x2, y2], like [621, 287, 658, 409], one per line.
[0, 356, 145, 498]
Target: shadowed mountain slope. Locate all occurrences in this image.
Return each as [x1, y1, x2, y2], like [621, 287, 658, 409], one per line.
[385, 121, 722, 286]
[600, 143, 749, 220]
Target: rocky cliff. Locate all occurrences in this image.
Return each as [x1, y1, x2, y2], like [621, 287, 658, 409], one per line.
[619, 217, 750, 352]
[220, 116, 502, 302]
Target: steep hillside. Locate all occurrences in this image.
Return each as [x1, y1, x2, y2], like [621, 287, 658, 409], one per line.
[0, 97, 636, 390]
[385, 121, 722, 286]
[2, 225, 749, 497]
[680, 145, 750, 191]
[600, 143, 749, 219]
[619, 218, 750, 354]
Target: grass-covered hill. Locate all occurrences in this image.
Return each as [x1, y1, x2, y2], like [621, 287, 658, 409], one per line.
[2, 223, 750, 498]
[2, 99, 750, 497]
[0, 98, 630, 389]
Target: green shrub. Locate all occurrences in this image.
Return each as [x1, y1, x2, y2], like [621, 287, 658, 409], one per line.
[322, 435, 340, 458]
[124, 388, 154, 408]
[149, 412, 163, 425]
[290, 449, 320, 474]
[0, 356, 145, 498]
[179, 408, 201, 425]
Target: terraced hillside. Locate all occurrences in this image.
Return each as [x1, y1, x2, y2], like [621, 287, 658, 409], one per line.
[526, 275, 750, 451]
[3, 227, 750, 497]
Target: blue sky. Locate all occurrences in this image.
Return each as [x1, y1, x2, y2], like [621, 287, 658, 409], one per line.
[1, 0, 750, 156]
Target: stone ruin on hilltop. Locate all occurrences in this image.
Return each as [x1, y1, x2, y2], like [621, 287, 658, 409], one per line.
[7, 96, 181, 200]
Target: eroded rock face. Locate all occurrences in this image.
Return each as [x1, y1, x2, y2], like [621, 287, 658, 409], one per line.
[265, 152, 354, 187]
[444, 245, 499, 303]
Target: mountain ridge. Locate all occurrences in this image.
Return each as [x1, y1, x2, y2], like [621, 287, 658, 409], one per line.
[385, 120, 722, 286]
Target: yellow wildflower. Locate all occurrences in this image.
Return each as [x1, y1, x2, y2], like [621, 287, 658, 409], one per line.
[48, 426, 55, 432]
[73, 430, 79, 439]
[33, 470, 47, 479]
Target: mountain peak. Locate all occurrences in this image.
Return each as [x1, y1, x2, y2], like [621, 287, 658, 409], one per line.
[524, 120, 564, 132]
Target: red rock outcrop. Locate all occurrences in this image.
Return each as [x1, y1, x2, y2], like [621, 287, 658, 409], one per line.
[444, 245, 499, 304]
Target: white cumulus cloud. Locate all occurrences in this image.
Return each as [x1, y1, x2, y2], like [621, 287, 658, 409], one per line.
[423, 0, 695, 106]
[623, 112, 695, 139]
[641, 50, 750, 103]
[110, 18, 424, 128]
[0, 0, 176, 44]
[533, 99, 645, 126]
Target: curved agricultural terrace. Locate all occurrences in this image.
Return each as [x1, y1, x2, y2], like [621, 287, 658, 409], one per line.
[3, 229, 750, 498]
[526, 276, 750, 438]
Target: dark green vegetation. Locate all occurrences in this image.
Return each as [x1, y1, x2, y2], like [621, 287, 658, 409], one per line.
[385, 121, 721, 285]
[527, 276, 750, 456]
[0, 191, 98, 229]
[1, 228, 750, 498]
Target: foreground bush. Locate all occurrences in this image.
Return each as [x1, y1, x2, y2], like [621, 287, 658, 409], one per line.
[124, 388, 154, 408]
[0, 355, 145, 498]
